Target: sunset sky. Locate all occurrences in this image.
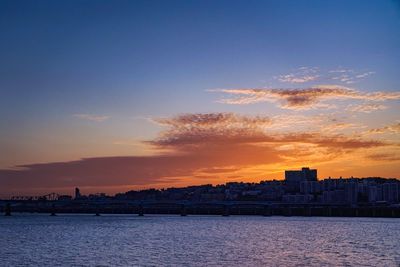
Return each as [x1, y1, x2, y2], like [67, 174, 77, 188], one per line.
[1, 0, 399, 197]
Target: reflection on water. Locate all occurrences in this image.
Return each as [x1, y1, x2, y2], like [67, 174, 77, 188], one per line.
[1, 214, 399, 266]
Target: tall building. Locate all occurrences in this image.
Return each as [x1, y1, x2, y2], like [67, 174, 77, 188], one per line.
[368, 186, 377, 203]
[75, 187, 81, 199]
[285, 167, 317, 183]
[285, 167, 317, 192]
[382, 183, 399, 203]
[300, 181, 320, 194]
[345, 181, 358, 205]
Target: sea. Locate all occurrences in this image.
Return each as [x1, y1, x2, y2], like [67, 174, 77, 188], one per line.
[1, 214, 399, 266]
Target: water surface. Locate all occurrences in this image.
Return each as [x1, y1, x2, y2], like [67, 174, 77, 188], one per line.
[1, 214, 399, 266]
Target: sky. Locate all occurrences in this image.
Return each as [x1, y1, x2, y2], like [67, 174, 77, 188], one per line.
[0, 0, 399, 197]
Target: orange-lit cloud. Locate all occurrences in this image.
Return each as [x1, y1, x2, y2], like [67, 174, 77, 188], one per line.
[367, 123, 400, 135]
[347, 103, 388, 113]
[2, 112, 395, 196]
[366, 153, 400, 162]
[212, 85, 400, 110]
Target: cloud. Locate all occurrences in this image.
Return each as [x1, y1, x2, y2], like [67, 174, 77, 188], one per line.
[211, 85, 400, 110]
[329, 69, 353, 73]
[321, 122, 365, 133]
[347, 103, 388, 113]
[196, 166, 241, 174]
[278, 75, 319, 84]
[355, 71, 375, 79]
[366, 153, 400, 162]
[268, 114, 362, 134]
[154, 112, 271, 128]
[148, 113, 385, 150]
[367, 123, 400, 135]
[73, 114, 110, 122]
[329, 69, 375, 84]
[152, 113, 272, 145]
[0, 112, 392, 196]
[277, 67, 319, 84]
[268, 114, 326, 131]
[0, 155, 223, 195]
[275, 68, 375, 85]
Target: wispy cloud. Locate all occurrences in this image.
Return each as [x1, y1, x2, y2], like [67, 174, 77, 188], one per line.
[276, 67, 319, 84]
[355, 71, 375, 79]
[366, 153, 400, 162]
[367, 123, 400, 135]
[329, 69, 375, 84]
[328, 69, 353, 73]
[211, 85, 400, 110]
[321, 122, 365, 133]
[347, 103, 388, 113]
[73, 113, 110, 122]
[269, 114, 326, 131]
[275, 67, 375, 85]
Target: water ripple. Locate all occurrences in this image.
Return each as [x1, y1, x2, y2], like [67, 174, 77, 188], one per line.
[1, 214, 399, 266]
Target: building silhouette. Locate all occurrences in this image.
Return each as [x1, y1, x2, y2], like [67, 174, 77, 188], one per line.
[285, 167, 317, 192]
[75, 187, 81, 199]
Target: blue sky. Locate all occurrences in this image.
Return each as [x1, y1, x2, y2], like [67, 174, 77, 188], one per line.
[0, 0, 399, 195]
[1, 0, 399, 118]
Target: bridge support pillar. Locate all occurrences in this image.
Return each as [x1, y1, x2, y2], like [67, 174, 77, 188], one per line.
[222, 205, 230, 216]
[50, 204, 56, 216]
[180, 205, 187, 216]
[304, 207, 311, 216]
[284, 207, 292, 216]
[95, 206, 100, 216]
[4, 203, 11, 216]
[325, 207, 332, 217]
[138, 205, 144, 216]
[262, 205, 271, 216]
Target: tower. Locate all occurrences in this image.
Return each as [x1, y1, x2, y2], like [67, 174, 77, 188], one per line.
[75, 187, 81, 199]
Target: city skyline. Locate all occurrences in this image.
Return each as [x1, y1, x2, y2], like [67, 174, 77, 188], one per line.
[1, 0, 400, 197]
[2, 166, 399, 199]
[5, 167, 400, 210]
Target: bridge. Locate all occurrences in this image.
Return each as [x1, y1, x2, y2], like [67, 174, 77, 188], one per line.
[2, 198, 399, 217]
[10, 192, 60, 201]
